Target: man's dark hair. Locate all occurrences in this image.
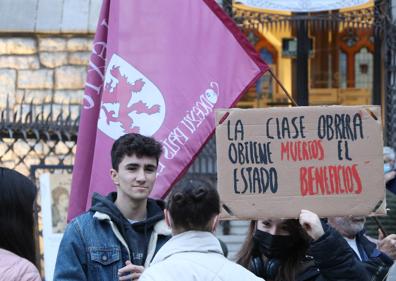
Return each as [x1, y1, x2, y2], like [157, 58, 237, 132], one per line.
[166, 178, 220, 231]
[0, 167, 37, 265]
[111, 133, 163, 170]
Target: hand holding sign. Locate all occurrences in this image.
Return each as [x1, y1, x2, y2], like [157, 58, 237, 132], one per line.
[299, 209, 324, 241]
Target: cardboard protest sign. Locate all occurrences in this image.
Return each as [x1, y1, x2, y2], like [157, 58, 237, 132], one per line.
[215, 106, 384, 219]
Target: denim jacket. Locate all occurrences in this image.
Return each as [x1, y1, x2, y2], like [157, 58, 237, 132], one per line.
[53, 193, 171, 281]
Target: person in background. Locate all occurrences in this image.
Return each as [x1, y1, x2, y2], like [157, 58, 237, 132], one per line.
[236, 210, 370, 281]
[327, 216, 394, 280]
[0, 167, 41, 281]
[383, 146, 396, 186]
[377, 145, 396, 261]
[54, 133, 171, 281]
[381, 145, 396, 257]
[326, 146, 396, 281]
[383, 146, 396, 255]
[139, 178, 264, 281]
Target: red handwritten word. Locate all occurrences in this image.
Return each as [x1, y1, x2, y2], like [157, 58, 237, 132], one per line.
[300, 164, 362, 196]
[280, 140, 324, 161]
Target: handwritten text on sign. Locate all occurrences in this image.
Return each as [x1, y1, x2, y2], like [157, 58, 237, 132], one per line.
[215, 106, 384, 219]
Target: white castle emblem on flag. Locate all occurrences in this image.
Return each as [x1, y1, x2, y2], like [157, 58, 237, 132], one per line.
[98, 54, 166, 139]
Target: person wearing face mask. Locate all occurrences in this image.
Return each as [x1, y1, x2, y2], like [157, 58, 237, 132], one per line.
[324, 146, 395, 280]
[236, 210, 370, 281]
[139, 178, 263, 281]
[383, 146, 396, 193]
[328, 216, 394, 281]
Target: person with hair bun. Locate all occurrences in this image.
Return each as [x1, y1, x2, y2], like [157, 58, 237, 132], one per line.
[0, 167, 41, 281]
[140, 178, 264, 281]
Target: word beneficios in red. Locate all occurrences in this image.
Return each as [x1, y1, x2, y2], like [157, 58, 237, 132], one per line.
[300, 164, 362, 196]
[280, 140, 324, 162]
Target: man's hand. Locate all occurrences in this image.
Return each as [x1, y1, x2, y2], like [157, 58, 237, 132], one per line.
[299, 209, 325, 241]
[118, 260, 144, 280]
[378, 229, 396, 260]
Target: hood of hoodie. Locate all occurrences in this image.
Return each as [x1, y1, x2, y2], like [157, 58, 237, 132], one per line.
[151, 231, 223, 265]
[89, 192, 166, 265]
[90, 192, 165, 229]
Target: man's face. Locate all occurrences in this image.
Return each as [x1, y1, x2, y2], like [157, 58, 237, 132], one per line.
[111, 154, 157, 202]
[328, 216, 366, 239]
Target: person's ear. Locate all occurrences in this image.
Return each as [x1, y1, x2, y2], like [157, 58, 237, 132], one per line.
[164, 209, 173, 228]
[110, 169, 119, 186]
[211, 214, 220, 233]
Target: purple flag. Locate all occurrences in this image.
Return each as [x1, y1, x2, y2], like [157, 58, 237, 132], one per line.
[68, 0, 269, 221]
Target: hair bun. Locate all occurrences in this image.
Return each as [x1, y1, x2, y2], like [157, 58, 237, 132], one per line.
[173, 192, 185, 205]
[192, 186, 207, 201]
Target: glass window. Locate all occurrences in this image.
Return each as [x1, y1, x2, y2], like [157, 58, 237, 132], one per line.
[256, 48, 274, 99]
[339, 51, 347, 89]
[354, 47, 373, 89]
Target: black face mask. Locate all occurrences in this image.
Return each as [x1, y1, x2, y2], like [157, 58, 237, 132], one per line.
[253, 229, 294, 259]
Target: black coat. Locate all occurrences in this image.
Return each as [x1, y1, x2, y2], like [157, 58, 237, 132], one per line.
[250, 225, 370, 281]
[298, 228, 394, 281]
[352, 231, 393, 281]
[297, 224, 370, 281]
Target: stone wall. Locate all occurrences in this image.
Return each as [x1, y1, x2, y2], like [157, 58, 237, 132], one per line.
[0, 35, 93, 117]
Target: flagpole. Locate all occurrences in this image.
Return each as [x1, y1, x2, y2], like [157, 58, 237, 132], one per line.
[268, 68, 298, 107]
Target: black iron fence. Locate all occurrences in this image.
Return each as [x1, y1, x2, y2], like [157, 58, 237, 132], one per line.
[0, 102, 78, 272]
[0, 102, 78, 173]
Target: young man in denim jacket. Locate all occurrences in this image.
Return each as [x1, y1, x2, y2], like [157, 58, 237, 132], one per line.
[54, 133, 171, 281]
